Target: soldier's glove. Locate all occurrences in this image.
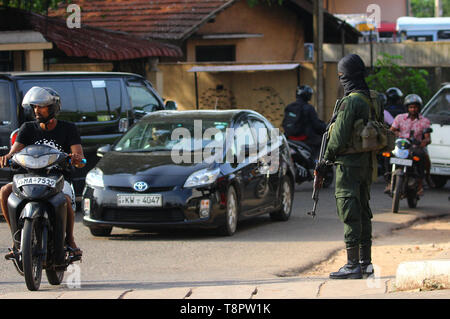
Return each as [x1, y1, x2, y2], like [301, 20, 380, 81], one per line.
[314, 159, 332, 176]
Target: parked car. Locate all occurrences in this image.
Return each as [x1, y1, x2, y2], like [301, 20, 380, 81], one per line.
[421, 83, 450, 188]
[0, 71, 176, 195]
[82, 110, 295, 236]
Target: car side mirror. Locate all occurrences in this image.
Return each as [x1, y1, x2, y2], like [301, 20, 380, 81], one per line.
[165, 100, 177, 110]
[97, 144, 111, 157]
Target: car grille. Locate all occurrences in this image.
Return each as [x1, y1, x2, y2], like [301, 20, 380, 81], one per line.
[109, 186, 174, 193]
[102, 208, 185, 223]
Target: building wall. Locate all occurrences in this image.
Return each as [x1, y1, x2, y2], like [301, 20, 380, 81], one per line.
[158, 62, 339, 130]
[186, 0, 305, 62]
[326, 0, 407, 23]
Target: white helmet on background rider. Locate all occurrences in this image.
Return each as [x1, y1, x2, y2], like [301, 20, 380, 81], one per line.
[22, 86, 61, 124]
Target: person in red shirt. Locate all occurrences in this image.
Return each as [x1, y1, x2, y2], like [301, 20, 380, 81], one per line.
[389, 94, 431, 195]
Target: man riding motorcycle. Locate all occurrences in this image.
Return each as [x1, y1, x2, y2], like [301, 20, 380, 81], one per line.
[282, 85, 326, 159]
[388, 94, 431, 196]
[385, 87, 406, 119]
[0, 86, 85, 261]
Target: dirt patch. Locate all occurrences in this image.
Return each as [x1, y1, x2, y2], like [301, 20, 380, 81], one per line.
[299, 215, 450, 278]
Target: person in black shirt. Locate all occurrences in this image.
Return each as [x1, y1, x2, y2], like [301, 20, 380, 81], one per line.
[384, 87, 406, 118]
[282, 85, 326, 159]
[0, 87, 85, 261]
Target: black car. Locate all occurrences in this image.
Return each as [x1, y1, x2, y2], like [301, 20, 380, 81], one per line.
[82, 110, 295, 236]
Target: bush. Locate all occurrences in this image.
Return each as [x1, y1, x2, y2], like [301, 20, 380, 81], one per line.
[366, 53, 431, 103]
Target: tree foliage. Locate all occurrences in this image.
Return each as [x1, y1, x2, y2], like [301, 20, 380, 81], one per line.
[0, 0, 69, 14]
[366, 53, 431, 103]
[410, 0, 450, 17]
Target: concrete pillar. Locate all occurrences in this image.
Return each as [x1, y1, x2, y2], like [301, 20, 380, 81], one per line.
[25, 50, 44, 71]
[146, 58, 164, 95]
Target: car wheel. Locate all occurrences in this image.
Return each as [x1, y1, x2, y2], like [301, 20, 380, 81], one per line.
[430, 175, 447, 188]
[89, 226, 112, 237]
[218, 186, 239, 236]
[270, 176, 293, 221]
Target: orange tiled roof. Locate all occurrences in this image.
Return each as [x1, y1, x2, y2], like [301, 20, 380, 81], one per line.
[0, 7, 182, 60]
[50, 0, 236, 41]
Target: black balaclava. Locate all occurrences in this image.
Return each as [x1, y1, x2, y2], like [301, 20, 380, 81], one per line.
[337, 54, 370, 96]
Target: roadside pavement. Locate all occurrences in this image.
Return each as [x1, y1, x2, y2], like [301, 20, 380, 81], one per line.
[1, 211, 448, 300]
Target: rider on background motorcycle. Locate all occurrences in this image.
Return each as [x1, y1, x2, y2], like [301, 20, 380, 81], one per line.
[388, 94, 432, 195]
[384, 87, 406, 119]
[282, 85, 326, 159]
[0, 86, 85, 261]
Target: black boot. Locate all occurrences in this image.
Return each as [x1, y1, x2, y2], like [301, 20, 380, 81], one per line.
[329, 246, 363, 279]
[360, 244, 374, 277]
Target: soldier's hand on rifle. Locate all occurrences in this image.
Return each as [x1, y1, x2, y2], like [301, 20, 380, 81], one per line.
[314, 159, 329, 176]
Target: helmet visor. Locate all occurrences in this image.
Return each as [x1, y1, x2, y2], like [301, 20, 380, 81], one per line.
[22, 87, 55, 108]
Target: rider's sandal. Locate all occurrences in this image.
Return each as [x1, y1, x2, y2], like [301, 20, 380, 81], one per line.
[67, 246, 83, 262]
[4, 248, 15, 260]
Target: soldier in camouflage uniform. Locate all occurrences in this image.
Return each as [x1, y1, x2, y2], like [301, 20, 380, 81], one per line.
[319, 54, 376, 279]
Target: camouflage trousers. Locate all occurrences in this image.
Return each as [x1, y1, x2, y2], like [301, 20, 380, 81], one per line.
[335, 164, 373, 248]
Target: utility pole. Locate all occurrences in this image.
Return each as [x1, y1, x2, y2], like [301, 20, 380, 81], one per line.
[435, 0, 443, 17]
[313, 0, 324, 119]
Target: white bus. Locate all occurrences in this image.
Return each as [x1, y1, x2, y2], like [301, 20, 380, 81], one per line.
[396, 16, 450, 42]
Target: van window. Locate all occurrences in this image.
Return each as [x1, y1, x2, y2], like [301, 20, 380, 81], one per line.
[73, 80, 122, 121]
[20, 80, 77, 112]
[0, 82, 11, 123]
[106, 80, 122, 111]
[423, 88, 450, 125]
[126, 81, 161, 113]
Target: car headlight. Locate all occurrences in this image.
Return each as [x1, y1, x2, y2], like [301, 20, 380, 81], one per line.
[86, 168, 104, 188]
[14, 154, 59, 169]
[184, 168, 220, 188]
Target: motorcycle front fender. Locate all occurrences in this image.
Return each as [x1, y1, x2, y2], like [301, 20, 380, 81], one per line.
[20, 202, 48, 221]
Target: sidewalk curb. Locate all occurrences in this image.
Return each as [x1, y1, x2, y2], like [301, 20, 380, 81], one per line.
[395, 260, 450, 291]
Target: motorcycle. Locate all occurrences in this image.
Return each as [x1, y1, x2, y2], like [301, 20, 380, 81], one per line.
[382, 129, 431, 213]
[6, 144, 83, 291]
[287, 138, 333, 188]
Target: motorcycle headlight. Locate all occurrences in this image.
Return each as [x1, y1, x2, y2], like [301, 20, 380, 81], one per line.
[392, 147, 409, 159]
[13, 153, 59, 169]
[184, 168, 220, 188]
[86, 168, 104, 188]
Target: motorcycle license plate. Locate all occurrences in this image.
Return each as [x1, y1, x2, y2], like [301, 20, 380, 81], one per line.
[117, 194, 162, 207]
[390, 157, 413, 167]
[16, 177, 56, 188]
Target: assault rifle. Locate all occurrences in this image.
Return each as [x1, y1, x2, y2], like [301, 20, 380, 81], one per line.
[307, 100, 339, 218]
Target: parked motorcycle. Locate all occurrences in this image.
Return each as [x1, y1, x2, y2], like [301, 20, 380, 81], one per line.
[6, 144, 82, 291]
[382, 129, 431, 213]
[287, 139, 333, 188]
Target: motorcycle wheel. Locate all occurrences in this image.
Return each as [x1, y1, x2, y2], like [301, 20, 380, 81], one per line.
[392, 175, 403, 213]
[46, 269, 65, 285]
[22, 218, 45, 291]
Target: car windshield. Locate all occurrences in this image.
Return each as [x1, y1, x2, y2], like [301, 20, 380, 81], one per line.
[422, 87, 450, 125]
[113, 118, 230, 152]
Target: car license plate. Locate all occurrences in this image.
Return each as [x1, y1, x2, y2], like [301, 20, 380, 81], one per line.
[390, 157, 413, 167]
[16, 177, 56, 188]
[117, 194, 162, 207]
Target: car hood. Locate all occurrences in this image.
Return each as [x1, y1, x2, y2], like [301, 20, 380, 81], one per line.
[96, 151, 215, 187]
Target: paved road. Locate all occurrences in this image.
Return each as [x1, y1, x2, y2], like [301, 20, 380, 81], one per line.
[0, 177, 448, 294]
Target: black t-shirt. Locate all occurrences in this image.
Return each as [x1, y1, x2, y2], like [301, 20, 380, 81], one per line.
[16, 120, 81, 154]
